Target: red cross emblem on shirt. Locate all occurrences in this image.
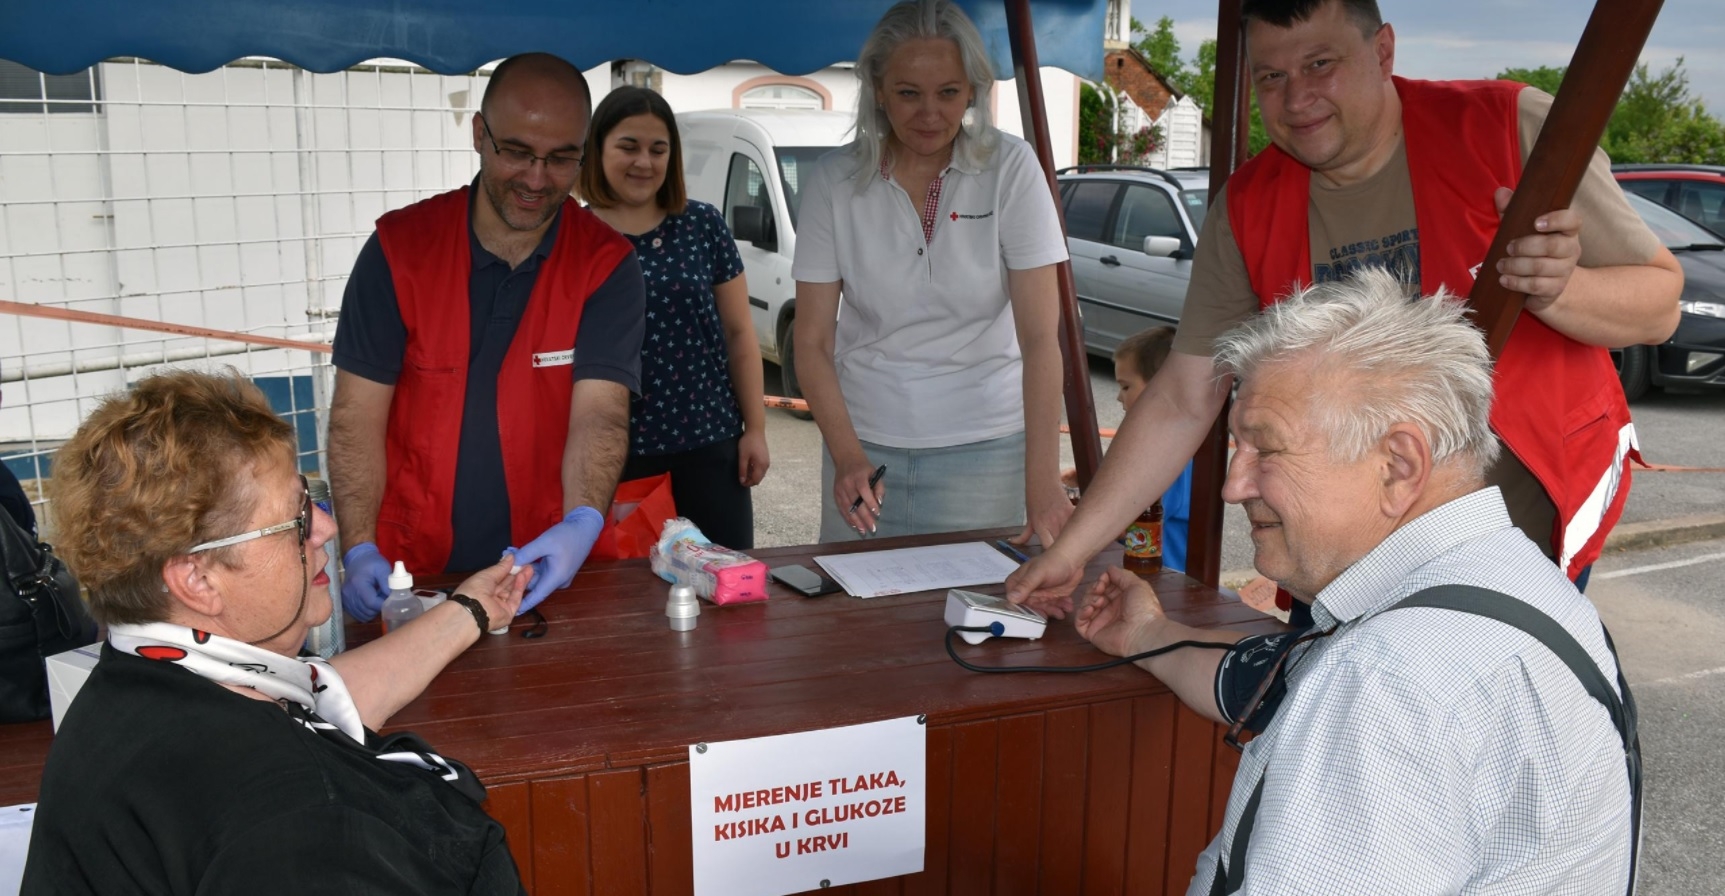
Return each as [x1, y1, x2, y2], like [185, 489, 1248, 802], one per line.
[949, 211, 959, 221]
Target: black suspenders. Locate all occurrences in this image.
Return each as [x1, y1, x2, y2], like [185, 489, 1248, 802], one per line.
[1211, 584, 1642, 895]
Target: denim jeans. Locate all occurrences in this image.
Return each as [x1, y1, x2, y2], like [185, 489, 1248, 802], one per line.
[819, 432, 1025, 543]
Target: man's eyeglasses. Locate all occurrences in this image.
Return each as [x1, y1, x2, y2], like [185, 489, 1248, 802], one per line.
[188, 475, 311, 554]
[1224, 624, 1337, 751]
[479, 116, 582, 175]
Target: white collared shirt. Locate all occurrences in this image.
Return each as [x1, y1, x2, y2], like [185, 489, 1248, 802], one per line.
[1190, 487, 1633, 895]
[791, 131, 1068, 448]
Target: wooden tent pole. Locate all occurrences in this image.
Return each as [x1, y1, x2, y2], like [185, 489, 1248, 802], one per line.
[1003, 0, 1105, 487]
[1186, 0, 1250, 588]
[1468, 0, 1666, 356]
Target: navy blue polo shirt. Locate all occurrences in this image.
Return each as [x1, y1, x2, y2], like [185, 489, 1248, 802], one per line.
[333, 188, 645, 572]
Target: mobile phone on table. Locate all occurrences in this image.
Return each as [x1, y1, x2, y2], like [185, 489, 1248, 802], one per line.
[769, 564, 842, 597]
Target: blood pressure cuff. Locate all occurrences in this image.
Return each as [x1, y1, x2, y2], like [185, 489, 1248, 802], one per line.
[1213, 627, 1313, 733]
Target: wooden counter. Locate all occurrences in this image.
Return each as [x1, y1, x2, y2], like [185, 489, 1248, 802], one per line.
[0, 530, 1281, 895]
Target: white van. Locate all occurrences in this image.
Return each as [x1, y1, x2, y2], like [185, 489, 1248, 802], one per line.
[678, 109, 852, 408]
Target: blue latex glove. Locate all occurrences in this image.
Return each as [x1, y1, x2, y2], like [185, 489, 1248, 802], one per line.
[513, 506, 605, 613]
[341, 542, 393, 622]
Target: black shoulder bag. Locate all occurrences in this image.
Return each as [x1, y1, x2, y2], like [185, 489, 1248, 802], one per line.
[0, 508, 98, 723]
[1213, 584, 1642, 895]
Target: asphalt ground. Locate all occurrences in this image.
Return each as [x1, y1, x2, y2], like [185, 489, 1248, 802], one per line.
[751, 359, 1725, 894]
[1590, 538, 1725, 896]
[1555, 386, 1725, 896]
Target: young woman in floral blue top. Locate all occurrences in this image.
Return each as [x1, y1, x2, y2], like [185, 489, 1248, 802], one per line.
[580, 87, 769, 548]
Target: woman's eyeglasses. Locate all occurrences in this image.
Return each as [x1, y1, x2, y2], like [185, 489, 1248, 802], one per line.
[187, 475, 311, 554]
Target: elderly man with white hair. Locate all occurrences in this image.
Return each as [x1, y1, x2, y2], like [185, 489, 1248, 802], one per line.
[1076, 268, 1639, 895]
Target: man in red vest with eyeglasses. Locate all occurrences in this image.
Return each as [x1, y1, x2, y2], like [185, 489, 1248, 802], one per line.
[330, 54, 645, 621]
[1009, 0, 1683, 616]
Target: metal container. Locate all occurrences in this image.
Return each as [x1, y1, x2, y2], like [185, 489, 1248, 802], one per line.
[666, 583, 700, 632]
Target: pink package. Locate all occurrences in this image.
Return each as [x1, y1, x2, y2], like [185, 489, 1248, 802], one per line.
[696, 547, 768, 605]
[650, 524, 769, 604]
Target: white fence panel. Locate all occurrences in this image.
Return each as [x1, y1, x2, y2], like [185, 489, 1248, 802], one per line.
[1, 58, 488, 520]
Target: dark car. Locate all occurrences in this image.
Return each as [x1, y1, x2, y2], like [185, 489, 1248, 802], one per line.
[1613, 192, 1725, 400]
[1614, 163, 1725, 234]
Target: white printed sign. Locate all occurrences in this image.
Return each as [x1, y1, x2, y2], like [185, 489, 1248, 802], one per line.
[689, 716, 925, 895]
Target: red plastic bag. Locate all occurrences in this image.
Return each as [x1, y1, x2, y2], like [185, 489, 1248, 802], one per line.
[588, 473, 677, 561]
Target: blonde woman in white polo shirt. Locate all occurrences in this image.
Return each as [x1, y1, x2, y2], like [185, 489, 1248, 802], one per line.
[792, 0, 1072, 544]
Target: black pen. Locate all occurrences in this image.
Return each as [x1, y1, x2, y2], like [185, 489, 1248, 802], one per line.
[992, 539, 1030, 564]
[849, 464, 888, 515]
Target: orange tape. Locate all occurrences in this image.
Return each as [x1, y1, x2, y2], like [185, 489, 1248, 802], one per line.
[1059, 423, 1119, 439]
[1639, 462, 1725, 473]
[0, 300, 332, 354]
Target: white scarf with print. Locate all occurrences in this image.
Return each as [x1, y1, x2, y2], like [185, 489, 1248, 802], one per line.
[107, 620, 367, 742]
[106, 621, 485, 799]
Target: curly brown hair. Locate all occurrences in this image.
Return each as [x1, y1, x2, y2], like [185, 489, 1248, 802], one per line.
[48, 369, 295, 624]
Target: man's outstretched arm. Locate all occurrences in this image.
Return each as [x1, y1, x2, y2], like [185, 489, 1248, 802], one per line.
[1007, 350, 1231, 617]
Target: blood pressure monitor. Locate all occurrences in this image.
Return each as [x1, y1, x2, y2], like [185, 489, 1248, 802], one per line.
[943, 589, 1048, 645]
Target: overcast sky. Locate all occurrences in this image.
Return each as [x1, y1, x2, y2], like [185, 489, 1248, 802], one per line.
[1137, 0, 1725, 115]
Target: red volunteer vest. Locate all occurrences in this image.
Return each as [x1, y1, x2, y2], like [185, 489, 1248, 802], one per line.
[1227, 77, 1638, 578]
[373, 187, 633, 575]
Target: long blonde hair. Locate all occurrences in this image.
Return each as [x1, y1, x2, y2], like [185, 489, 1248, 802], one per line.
[851, 0, 999, 186]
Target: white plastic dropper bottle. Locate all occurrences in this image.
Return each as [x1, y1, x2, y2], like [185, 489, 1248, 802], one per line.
[379, 561, 424, 633]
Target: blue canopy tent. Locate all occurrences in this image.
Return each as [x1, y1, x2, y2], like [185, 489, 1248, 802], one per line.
[0, 0, 1106, 79]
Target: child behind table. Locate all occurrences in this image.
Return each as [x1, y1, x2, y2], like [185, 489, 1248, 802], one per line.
[1113, 327, 1190, 572]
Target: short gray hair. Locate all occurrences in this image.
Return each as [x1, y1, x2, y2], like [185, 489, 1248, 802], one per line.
[1213, 267, 1501, 480]
[852, 0, 999, 181]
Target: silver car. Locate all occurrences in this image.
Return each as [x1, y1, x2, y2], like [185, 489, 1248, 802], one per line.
[1056, 166, 1209, 356]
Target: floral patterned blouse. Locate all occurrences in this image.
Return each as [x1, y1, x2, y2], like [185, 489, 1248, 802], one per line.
[625, 199, 748, 456]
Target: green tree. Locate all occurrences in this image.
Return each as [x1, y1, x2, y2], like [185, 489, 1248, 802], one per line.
[1078, 81, 1118, 165]
[1124, 23, 1273, 162]
[1186, 39, 1217, 121]
[1187, 38, 1271, 157]
[1616, 104, 1725, 164]
[1606, 59, 1725, 163]
[1496, 58, 1725, 165]
[1078, 81, 1165, 166]
[1132, 16, 1190, 90]
[1495, 65, 1566, 97]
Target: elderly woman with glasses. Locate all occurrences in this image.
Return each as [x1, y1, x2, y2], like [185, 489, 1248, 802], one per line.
[22, 370, 532, 895]
[793, 0, 1073, 546]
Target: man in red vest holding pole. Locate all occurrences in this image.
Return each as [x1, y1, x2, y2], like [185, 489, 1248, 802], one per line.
[330, 54, 645, 621]
[1010, 0, 1683, 614]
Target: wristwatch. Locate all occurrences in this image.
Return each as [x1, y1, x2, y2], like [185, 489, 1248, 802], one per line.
[449, 593, 490, 636]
